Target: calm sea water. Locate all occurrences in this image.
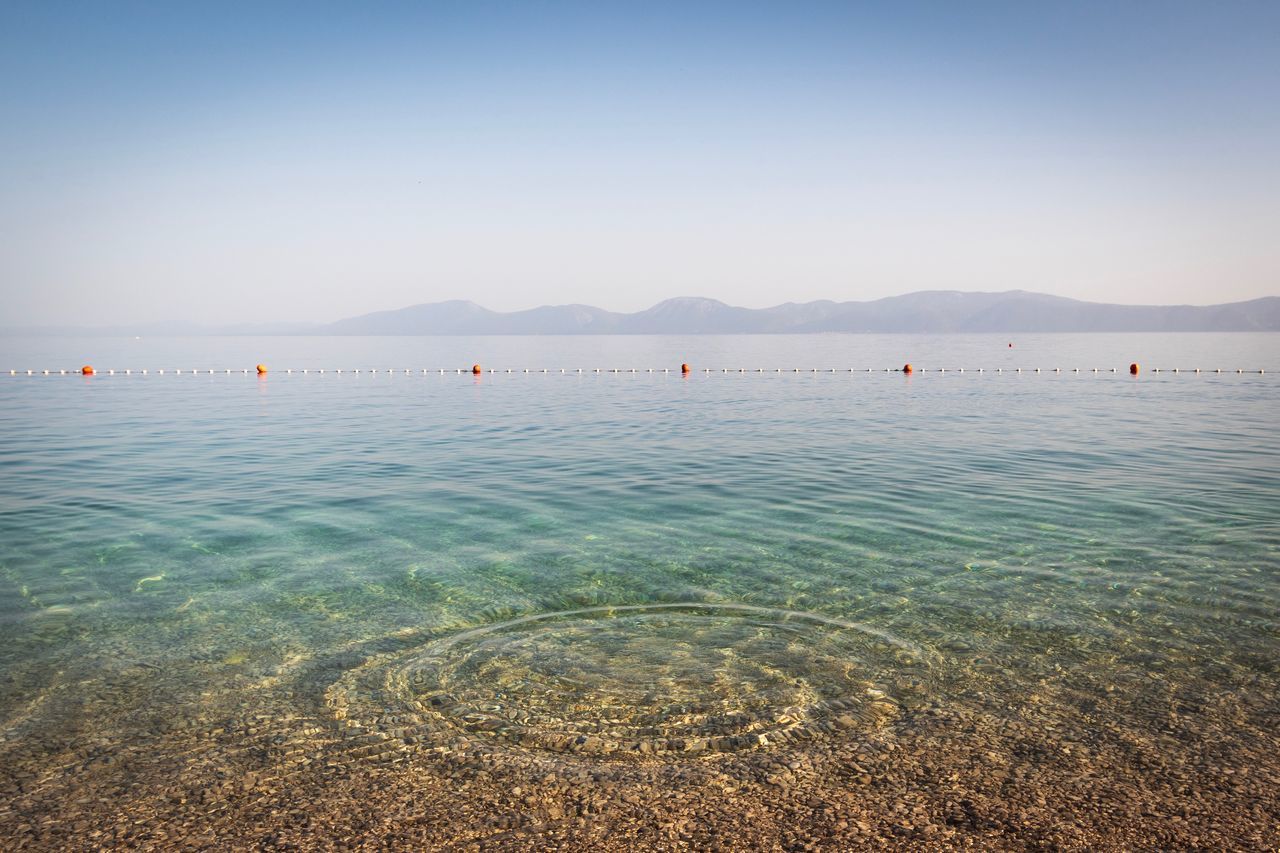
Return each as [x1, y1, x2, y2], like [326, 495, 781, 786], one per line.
[1, 333, 1277, 843]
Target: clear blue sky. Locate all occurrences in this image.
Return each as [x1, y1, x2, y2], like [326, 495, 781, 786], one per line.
[2, 1, 1277, 326]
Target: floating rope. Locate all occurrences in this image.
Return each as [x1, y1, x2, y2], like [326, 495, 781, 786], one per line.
[7, 366, 1268, 376]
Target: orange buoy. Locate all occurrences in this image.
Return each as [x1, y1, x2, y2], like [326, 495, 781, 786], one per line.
[1129, 363, 1139, 375]
[471, 364, 482, 375]
[256, 363, 268, 375]
[902, 363, 913, 374]
[81, 365, 94, 375]
[681, 363, 690, 374]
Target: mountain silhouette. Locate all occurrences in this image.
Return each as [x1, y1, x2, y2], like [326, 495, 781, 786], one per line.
[317, 291, 1280, 334]
[7, 291, 1277, 335]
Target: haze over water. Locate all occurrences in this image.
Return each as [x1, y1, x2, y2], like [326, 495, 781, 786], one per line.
[1, 333, 1277, 848]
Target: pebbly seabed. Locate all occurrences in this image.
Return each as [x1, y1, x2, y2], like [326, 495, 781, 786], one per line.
[1, 333, 1277, 849]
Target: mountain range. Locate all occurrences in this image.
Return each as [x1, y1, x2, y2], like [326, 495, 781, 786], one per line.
[8, 291, 1280, 336]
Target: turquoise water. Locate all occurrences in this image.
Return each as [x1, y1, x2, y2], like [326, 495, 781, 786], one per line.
[1, 333, 1277, 845]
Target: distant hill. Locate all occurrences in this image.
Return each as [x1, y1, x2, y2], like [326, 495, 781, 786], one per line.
[319, 291, 1280, 334]
[323, 300, 622, 335]
[6, 291, 1278, 336]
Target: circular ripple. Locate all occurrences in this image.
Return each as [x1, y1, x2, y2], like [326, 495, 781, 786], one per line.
[326, 603, 935, 757]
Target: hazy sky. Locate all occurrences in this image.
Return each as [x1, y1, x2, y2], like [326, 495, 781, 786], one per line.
[2, 2, 1277, 326]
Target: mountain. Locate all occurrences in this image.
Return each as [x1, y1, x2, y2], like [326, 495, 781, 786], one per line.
[5, 291, 1278, 336]
[314, 291, 1279, 334]
[324, 300, 625, 335]
[618, 298, 768, 333]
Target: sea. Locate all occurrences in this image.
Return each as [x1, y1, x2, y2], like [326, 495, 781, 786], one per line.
[1, 333, 1277, 848]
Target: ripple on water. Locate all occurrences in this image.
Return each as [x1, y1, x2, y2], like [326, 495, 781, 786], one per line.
[325, 603, 937, 759]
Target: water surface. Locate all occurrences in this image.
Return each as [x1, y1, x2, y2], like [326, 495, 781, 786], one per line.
[1, 334, 1277, 849]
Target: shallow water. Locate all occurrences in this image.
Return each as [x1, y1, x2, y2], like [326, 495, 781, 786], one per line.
[1, 334, 1278, 848]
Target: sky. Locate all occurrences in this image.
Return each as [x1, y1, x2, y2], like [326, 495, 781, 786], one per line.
[1, 1, 1278, 327]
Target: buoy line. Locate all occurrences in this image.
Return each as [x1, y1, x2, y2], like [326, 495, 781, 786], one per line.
[7, 366, 1269, 377]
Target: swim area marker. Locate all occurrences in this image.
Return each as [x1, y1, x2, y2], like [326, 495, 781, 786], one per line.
[8, 364, 1268, 377]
